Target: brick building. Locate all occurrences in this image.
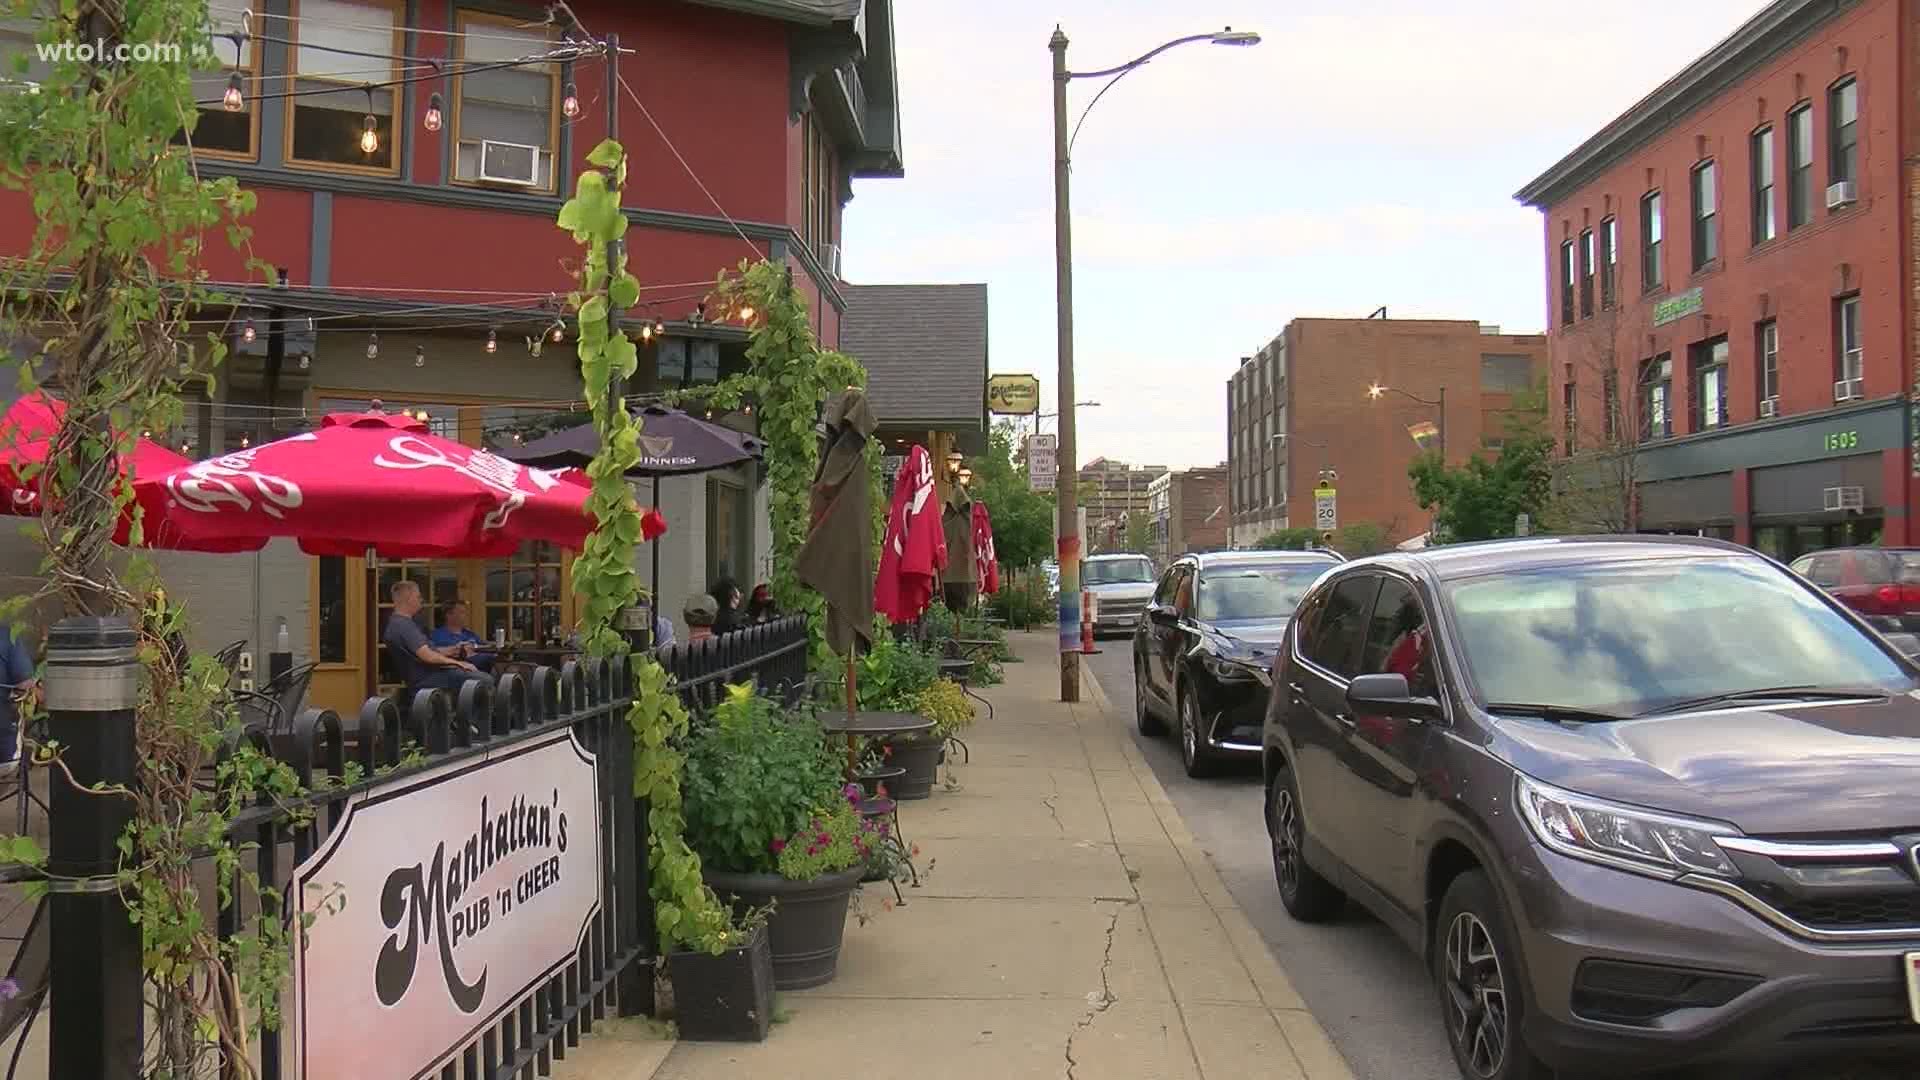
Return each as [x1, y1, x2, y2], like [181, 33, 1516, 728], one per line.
[1515, 0, 1909, 560]
[1225, 318, 1547, 547]
[1079, 457, 1167, 552]
[1147, 466, 1229, 563]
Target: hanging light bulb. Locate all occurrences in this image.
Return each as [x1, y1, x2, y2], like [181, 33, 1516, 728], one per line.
[639, 323, 653, 342]
[141, 429, 152, 438]
[414, 345, 425, 368]
[297, 353, 311, 370]
[653, 317, 666, 336]
[551, 322, 565, 344]
[239, 434, 250, 449]
[366, 332, 379, 359]
[485, 328, 498, 354]
[423, 92, 444, 133]
[222, 70, 244, 112]
[562, 82, 580, 120]
[360, 114, 379, 155]
[743, 403, 754, 415]
[306, 315, 316, 333]
[241, 318, 255, 344]
[738, 305, 756, 322]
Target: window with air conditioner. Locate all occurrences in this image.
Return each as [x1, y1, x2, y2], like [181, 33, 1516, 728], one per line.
[286, 0, 400, 172]
[1834, 295, 1863, 400]
[1829, 77, 1858, 190]
[453, 13, 558, 191]
[1757, 319, 1778, 417]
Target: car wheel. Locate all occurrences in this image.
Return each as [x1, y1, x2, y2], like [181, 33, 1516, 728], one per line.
[1179, 688, 1216, 778]
[1134, 657, 1165, 736]
[1265, 764, 1342, 921]
[1434, 871, 1548, 1080]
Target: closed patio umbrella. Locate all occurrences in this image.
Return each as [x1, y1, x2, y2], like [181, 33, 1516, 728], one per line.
[795, 389, 877, 719]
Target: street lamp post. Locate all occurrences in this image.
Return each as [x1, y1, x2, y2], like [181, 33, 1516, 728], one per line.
[1366, 382, 1447, 464]
[1050, 24, 1259, 702]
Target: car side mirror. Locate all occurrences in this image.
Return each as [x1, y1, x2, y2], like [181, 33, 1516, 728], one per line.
[1347, 672, 1442, 722]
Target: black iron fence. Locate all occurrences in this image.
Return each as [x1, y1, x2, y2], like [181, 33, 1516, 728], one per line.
[8, 611, 813, 1079]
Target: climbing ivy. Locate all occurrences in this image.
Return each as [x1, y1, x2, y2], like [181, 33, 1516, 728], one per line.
[558, 138, 735, 954]
[697, 260, 884, 664]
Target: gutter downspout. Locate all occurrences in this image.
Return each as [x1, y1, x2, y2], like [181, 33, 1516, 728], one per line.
[1901, 0, 1914, 545]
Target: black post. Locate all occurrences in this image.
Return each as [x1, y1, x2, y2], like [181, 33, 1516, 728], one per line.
[45, 616, 142, 1078]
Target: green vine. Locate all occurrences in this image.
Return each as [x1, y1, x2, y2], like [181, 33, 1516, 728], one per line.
[558, 138, 734, 954]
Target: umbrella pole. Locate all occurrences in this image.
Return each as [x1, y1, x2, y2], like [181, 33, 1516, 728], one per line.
[844, 646, 859, 775]
[650, 474, 661, 644]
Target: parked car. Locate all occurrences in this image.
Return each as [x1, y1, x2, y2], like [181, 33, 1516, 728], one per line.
[1263, 535, 1920, 1079]
[1082, 553, 1157, 636]
[1133, 550, 1340, 777]
[1786, 546, 1920, 631]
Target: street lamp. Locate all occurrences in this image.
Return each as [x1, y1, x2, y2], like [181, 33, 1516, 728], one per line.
[1051, 25, 1260, 702]
[1366, 382, 1447, 463]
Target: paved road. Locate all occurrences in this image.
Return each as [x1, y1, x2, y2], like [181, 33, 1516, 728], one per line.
[1081, 642, 1903, 1080]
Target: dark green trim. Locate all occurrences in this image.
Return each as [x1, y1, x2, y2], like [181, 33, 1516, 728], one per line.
[309, 191, 332, 287]
[1636, 396, 1904, 482]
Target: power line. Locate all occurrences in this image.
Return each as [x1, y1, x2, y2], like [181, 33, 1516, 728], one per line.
[198, 48, 593, 108]
[615, 70, 761, 260]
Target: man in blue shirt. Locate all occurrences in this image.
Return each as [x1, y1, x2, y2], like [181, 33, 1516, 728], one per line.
[0, 624, 36, 773]
[429, 600, 495, 672]
[384, 583, 488, 696]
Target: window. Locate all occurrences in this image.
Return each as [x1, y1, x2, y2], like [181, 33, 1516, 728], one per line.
[1561, 381, 1576, 453]
[1558, 240, 1575, 325]
[1599, 217, 1617, 307]
[1602, 370, 1620, 442]
[1640, 191, 1663, 291]
[171, 2, 259, 157]
[1751, 126, 1775, 243]
[0, 3, 55, 87]
[1757, 320, 1779, 407]
[1361, 579, 1437, 699]
[316, 555, 348, 663]
[484, 541, 563, 645]
[1479, 354, 1534, 393]
[1689, 336, 1728, 431]
[1300, 575, 1379, 678]
[452, 13, 559, 191]
[1829, 78, 1858, 187]
[1639, 354, 1672, 441]
[801, 112, 836, 260]
[286, 0, 401, 172]
[1578, 229, 1594, 317]
[1787, 103, 1813, 229]
[1836, 294, 1862, 383]
[1690, 160, 1717, 269]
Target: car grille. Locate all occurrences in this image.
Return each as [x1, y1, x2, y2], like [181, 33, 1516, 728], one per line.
[1098, 598, 1146, 619]
[1773, 891, 1920, 930]
[1715, 835, 1920, 937]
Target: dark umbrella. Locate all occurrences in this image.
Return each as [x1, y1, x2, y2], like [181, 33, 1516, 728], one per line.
[795, 389, 876, 733]
[503, 406, 765, 638]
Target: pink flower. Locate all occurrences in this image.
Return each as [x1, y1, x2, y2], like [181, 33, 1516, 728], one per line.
[770, 838, 786, 854]
[843, 783, 862, 803]
[818, 831, 832, 844]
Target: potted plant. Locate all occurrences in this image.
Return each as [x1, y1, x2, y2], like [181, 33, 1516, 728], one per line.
[682, 684, 867, 990]
[666, 912, 775, 1042]
[854, 634, 945, 798]
[914, 677, 975, 764]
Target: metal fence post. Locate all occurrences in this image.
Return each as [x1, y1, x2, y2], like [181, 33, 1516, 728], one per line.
[44, 615, 142, 1078]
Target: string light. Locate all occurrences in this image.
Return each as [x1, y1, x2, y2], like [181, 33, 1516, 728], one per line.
[638, 323, 653, 342]
[485, 328, 497, 354]
[550, 321, 565, 343]
[305, 315, 317, 332]
[241, 319, 255, 343]
[366, 332, 379, 359]
[423, 92, 444, 133]
[298, 353, 311, 370]
[652, 317, 666, 336]
[527, 336, 543, 358]
[561, 81, 580, 119]
[222, 71, 244, 112]
[360, 114, 379, 154]
[738, 304, 755, 322]
[414, 344, 425, 368]
[239, 434, 250, 448]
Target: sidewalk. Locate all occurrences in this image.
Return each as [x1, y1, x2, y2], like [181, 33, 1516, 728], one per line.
[569, 629, 1356, 1080]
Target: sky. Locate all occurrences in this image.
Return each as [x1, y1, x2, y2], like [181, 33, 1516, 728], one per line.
[841, 0, 1769, 470]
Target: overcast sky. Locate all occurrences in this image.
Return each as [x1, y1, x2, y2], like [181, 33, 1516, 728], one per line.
[841, 0, 1768, 470]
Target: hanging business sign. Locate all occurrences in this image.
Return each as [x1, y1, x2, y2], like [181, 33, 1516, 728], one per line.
[986, 374, 1042, 416]
[292, 729, 603, 1080]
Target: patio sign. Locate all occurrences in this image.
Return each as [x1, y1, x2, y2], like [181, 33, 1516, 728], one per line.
[1651, 286, 1704, 327]
[986, 374, 1041, 415]
[293, 729, 602, 1080]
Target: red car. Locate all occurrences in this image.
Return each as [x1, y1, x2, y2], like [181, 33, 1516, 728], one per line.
[1786, 546, 1920, 631]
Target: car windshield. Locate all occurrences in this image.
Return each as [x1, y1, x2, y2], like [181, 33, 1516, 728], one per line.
[1198, 564, 1330, 621]
[1085, 558, 1153, 585]
[1443, 556, 1914, 716]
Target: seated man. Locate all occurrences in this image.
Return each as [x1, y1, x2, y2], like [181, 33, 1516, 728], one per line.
[430, 600, 495, 672]
[385, 581, 489, 697]
[684, 594, 718, 642]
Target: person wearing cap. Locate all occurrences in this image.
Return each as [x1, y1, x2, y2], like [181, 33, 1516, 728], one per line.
[684, 594, 719, 641]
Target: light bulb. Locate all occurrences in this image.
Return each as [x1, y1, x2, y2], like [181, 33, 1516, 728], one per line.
[239, 435, 250, 448]
[298, 353, 310, 370]
[241, 319, 255, 344]
[485, 329, 497, 354]
[366, 333, 379, 359]
[551, 323, 565, 343]
[743, 404, 754, 414]
[141, 429, 152, 438]
[738, 305, 755, 322]
[639, 324, 653, 342]
[360, 115, 378, 154]
[562, 82, 580, 120]
[653, 317, 666, 336]
[306, 315, 316, 332]
[423, 92, 443, 133]
[414, 345, 425, 368]
[222, 71, 244, 112]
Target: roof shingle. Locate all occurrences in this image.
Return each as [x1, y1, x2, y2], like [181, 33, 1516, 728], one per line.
[840, 283, 988, 430]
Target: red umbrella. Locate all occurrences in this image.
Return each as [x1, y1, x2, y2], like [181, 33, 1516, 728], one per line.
[141, 409, 593, 558]
[874, 445, 947, 624]
[0, 390, 254, 551]
[971, 500, 999, 596]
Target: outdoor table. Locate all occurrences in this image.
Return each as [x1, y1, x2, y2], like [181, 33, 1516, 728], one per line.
[936, 657, 995, 724]
[817, 710, 933, 779]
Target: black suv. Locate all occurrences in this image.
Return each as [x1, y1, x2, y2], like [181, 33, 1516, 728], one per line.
[1133, 550, 1339, 777]
[1263, 536, 1920, 1078]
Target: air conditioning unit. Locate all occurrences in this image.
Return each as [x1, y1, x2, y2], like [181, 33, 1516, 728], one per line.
[1833, 377, 1865, 402]
[1826, 180, 1859, 209]
[819, 241, 844, 278]
[477, 140, 541, 186]
[1824, 485, 1866, 512]
[1759, 397, 1778, 418]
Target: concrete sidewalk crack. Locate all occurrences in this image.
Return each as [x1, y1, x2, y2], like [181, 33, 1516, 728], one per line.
[1063, 905, 1122, 1080]
[1042, 792, 1064, 833]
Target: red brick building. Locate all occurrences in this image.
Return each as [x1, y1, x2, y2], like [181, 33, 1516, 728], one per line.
[1516, 0, 1909, 558]
[1225, 318, 1547, 547]
[1148, 466, 1228, 563]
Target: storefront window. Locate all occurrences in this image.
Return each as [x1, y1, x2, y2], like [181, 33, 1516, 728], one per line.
[375, 559, 462, 687]
[485, 541, 564, 645]
[317, 556, 348, 663]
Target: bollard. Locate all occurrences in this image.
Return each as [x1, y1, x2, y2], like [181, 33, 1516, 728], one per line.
[1081, 589, 1096, 653]
[45, 615, 143, 1078]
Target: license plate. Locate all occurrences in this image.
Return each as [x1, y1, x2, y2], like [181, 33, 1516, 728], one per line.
[1905, 953, 1920, 1024]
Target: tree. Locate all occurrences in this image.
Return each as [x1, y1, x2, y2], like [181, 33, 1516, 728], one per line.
[1408, 425, 1555, 543]
[973, 421, 1056, 570]
[1332, 522, 1393, 556]
[1545, 308, 1642, 533]
[1123, 510, 1153, 555]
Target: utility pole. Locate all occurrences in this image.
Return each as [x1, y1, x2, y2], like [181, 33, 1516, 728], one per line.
[1050, 27, 1082, 702]
[604, 32, 625, 421]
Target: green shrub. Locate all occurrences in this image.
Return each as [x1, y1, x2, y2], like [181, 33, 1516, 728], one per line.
[855, 632, 940, 711]
[774, 794, 865, 880]
[681, 684, 846, 877]
[914, 678, 975, 740]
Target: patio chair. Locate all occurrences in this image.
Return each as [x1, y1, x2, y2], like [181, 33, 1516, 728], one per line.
[212, 638, 247, 677]
[0, 897, 48, 1064]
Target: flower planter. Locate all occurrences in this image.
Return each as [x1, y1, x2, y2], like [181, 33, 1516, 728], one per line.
[704, 864, 864, 990]
[853, 764, 905, 799]
[667, 923, 774, 1042]
[884, 731, 943, 800]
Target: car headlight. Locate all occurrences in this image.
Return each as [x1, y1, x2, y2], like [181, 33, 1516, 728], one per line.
[1201, 654, 1263, 684]
[1515, 774, 1740, 880]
